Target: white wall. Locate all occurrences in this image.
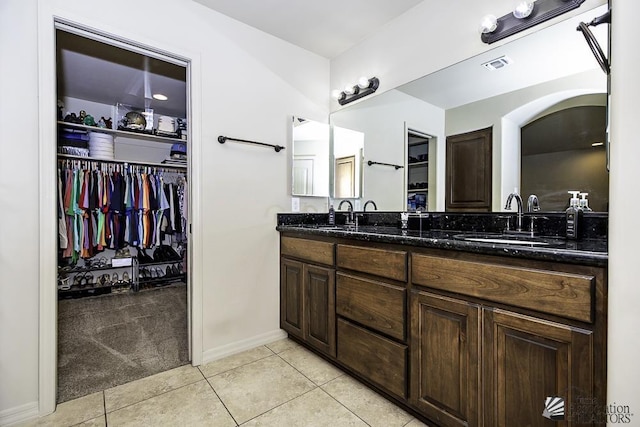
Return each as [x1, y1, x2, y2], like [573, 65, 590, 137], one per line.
[0, 0, 41, 420]
[608, 0, 640, 420]
[0, 0, 329, 420]
[330, 90, 445, 211]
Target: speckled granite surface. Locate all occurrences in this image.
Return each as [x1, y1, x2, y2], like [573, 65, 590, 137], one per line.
[277, 212, 608, 267]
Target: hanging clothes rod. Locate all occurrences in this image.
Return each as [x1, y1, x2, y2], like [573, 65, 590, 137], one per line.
[367, 160, 404, 170]
[218, 135, 285, 152]
[57, 154, 187, 171]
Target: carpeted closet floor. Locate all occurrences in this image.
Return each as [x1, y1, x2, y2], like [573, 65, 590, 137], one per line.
[57, 283, 189, 403]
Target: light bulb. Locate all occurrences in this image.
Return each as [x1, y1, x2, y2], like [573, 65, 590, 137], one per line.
[513, 1, 534, 19]
[331, 89, 344, 100]
[479, 14, 498, 34]
[344, 84, 356, 95]
[357, 76, 371, 89]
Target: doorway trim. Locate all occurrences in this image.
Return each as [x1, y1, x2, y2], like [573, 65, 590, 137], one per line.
[37, 3, 203, 416]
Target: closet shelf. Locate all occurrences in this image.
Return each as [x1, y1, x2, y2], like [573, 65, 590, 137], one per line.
[57, 153, 187, 170]
[58, 264, 133, 274]
[408, 161, 429, 167]
[407, 188, 428, 193]
[138, 260, 184, 267]
[58, 121, 187, 144]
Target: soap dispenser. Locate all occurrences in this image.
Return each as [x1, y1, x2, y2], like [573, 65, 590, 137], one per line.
[328, 203, 335, 225]
[566, 191, 582, 239]
[579, 193, 593, 212]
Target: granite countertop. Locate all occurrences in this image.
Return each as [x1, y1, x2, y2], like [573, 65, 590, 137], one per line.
[276, 223, 608, 267]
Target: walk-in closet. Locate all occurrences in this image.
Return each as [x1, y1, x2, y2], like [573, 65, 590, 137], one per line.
[55, 26, 190, 403]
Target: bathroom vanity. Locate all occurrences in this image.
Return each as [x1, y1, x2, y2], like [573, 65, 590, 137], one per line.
[277, 213, 607, 427]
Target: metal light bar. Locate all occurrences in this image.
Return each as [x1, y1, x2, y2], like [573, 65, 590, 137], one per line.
[337, 77, 380, 106]
[481, 0, 586, 44]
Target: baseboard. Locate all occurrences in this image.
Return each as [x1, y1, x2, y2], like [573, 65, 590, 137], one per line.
[0, 401, 39, 427]
[201, 329, 287, 365]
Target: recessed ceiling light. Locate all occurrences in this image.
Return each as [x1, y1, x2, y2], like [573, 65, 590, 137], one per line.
[153, 93, 168, 101]
[591, 142, 604, 147]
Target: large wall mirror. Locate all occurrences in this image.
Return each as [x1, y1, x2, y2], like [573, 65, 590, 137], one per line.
[330, 4, 609, 213]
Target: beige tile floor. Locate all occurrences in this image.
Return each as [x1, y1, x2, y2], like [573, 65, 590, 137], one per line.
[19, 338, 431, 427]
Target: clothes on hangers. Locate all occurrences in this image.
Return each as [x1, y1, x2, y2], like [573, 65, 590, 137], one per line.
[57, 159, 187, 261]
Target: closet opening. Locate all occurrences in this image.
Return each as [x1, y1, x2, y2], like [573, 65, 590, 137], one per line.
[406, 128, 433, 212]
[55, 25, 191, 403]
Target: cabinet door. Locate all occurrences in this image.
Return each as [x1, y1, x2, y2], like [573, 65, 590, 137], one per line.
[483, 308, 593, 427]
[280, 258, 304, 340]
[304, 264, 336, 357]
[410, 291, 481, 427]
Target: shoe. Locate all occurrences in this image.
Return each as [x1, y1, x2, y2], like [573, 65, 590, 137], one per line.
[155, 267, 164, 278]
[153, 246, 167, 262]
[137, 248, 154, 264]
[115, 247, 131, 258]
[166, 265, 172, 277]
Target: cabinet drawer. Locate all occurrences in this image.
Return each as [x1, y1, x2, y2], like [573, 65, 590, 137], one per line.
[337, 244, 407, 281]
[412, 254, 595, 323]
[337, 318, 407, 398]
[336, 272, 406, 341]
[281, 236, 334, 265]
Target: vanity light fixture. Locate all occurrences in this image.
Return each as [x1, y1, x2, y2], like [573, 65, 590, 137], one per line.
[332, 76, 380, 106]
[481, 0, 586, 44]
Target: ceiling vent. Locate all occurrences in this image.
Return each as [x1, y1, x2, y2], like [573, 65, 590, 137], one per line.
[482, 55, 514, 70]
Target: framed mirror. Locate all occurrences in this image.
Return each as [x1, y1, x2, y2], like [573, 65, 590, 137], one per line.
[291, 116, 330, 197]
[332, 126, 364, 199]
[329, 4, 609, 213]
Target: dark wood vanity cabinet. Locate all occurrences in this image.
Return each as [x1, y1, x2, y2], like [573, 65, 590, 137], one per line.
[279, 232, 606, 427]
[411, 252, 604, 427]
[280, 236, 336, 357]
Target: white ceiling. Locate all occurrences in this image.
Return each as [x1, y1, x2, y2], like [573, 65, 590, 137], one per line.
[192, 0, 425, 59]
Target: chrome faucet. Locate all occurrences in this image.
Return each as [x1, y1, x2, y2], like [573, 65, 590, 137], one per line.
[363, 200, 378, 211]
[338, 200, 354, 224]
[527, 194, 540, 212]
[504, 192, 524, 232]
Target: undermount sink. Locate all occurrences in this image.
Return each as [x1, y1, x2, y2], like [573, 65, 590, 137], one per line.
[453, 233, 565, 247]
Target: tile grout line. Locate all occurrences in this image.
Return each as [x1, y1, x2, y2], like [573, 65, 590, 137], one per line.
[102, 368, 206, 415]
[236, 387, 321, 426]
[203, 375, 240, 426]
[316, 385, 373, 427]
[275, 349, 346, 388]
[103, 391, 108, 426]
[198, 346, 276, 379]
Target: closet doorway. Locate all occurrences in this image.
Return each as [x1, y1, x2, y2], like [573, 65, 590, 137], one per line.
[55, 24, 192, 403]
